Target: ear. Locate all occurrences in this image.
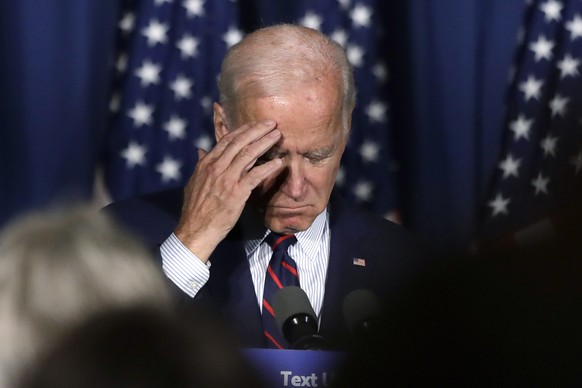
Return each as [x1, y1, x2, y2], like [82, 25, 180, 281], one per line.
[213, 103, 229, 142]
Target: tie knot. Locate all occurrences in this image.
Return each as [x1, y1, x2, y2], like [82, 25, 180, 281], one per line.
[266, 232, 297, 252]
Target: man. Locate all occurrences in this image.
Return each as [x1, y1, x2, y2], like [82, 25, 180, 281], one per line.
[105, 24, 430, 350]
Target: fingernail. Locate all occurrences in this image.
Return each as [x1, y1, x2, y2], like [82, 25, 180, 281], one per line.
[263, 119, 275, 126]
[267, 129, 281, 138]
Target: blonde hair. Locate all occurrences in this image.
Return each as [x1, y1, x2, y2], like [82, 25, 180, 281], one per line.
[218, 24, 356, 135]
[0, 205, 173, 387]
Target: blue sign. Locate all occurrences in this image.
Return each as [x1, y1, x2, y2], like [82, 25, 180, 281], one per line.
[243, 348, 347, 388]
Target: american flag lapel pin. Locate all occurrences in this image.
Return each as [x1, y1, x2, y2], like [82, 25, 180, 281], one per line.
[352, 257, 366, 267]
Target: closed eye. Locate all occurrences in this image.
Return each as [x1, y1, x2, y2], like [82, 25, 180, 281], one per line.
[306, 154, 330, 165]
[256, 146, 335, 165]
[256, 148, 284, 165]
[304, 146, 335, 165]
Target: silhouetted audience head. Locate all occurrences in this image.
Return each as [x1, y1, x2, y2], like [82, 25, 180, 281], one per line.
[19, 305, 268, 388]
[333, 249, 582, 387]
[0, 205, 174, 387]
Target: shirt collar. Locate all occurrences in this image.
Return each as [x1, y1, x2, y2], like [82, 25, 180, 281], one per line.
[241, 206, 328, 256]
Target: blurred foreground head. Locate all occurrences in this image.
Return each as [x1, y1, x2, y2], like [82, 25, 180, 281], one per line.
[0, 205, 174, 387]
[18, 306, 267, 388]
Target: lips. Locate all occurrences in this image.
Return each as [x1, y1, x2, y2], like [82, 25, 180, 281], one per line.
[270, 205, 309, 212]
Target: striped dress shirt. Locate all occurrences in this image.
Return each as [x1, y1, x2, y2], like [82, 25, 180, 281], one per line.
[160, 209, 330, 317]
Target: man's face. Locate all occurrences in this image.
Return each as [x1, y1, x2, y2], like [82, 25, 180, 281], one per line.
[218, 83, 349, 233]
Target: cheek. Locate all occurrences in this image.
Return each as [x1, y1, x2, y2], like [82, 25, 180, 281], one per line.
[309, 165, 340, 193]
[255, 161, 340, 198]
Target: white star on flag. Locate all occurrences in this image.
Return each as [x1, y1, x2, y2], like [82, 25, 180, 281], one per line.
[531, 173, 550, 195]
[372, 63, 389, 83]
[169, 75, 193, 100]
[350, 4, 372, 28]
[104, 0, 402, 219]
[346, 44, 364, 67]
[121, 142, 147, 168]
[119, 12, 135, 34]
[540, 134, 558, 157]
[330, 29, 348, 46]
[366, 101, 388, 123]
[127, 102, 154, 127]
[557, 54, 580, 77]
[519, 75, 544, 100]
[164, 116, 187, 140]
[223, 27, 243, 48]
[156, 156, 181, 182]
[195, 135, 213, 152]
[337, 0, 351, 11]
[300, 12, 323, 31]
[565, 14, 582, 39]
[142, 20, 169, 46]
[359, 140, 380, 163]
[549, 94, 569, 116]
[488, 193, 511, 216]
[135, 61, 162, 87]
[509, 114, 533, 140]
[539, 0, 563, 22]
[353, 180, 374, 202]
[116, 54, 128, 73]
[529, 35, 554, 61]
[176, 35, 200, 58]
[499, 154, 522, 178]
[183, 0, 205, 18]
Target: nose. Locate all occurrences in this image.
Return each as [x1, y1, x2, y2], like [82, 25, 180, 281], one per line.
[280, 158, 306, 200]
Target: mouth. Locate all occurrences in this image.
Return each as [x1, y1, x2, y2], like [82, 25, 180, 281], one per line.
[268, 205, 311, 214]
[272, 205, 305, 211]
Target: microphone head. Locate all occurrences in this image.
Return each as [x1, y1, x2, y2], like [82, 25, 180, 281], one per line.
[272, 286, 326, 350]
[272, 286, 317, 334]
[343, 289, 381, 334]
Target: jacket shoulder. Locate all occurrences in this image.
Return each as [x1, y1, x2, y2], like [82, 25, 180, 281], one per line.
[102, 187, 184, 246]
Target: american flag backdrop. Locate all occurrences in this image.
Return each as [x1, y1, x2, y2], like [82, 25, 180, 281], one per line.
[292, 0, 400, 221]
[102, 0, 400, 220]
[479, 0, 582, 247]
[103, 0, 242, 201]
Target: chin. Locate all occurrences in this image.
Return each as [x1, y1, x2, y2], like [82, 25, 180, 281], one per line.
[265, 215, 313, 234]
[261, 202, 323, 232]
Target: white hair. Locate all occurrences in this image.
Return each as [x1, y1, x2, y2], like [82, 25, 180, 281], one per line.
[0, 205, 173, 387]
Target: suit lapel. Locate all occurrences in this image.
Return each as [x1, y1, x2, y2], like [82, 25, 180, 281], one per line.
[319, 193, 373, 347]
[205, 226, 265, 348]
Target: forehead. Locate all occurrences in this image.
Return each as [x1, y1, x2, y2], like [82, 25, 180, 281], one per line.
[235, 85, 345, 150]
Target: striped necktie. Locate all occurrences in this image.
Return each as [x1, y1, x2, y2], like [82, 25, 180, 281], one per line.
[262, 232, 299, 349]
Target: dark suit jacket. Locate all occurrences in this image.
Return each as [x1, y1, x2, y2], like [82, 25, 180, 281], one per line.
[104, 188, 431, 349]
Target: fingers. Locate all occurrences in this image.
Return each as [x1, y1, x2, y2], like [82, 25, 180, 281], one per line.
[176, 120, 283, 260]
[206, 120, 279, 168]
[197, 148, 208, 160]
[243, 157, 284, 189]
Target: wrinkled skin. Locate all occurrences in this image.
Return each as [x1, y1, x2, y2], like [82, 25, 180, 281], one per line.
[175, 82, 349, 262]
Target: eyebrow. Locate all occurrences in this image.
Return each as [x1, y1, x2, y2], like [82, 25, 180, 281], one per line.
[264, 144, 336, 159]
[304, 145, 335, 158]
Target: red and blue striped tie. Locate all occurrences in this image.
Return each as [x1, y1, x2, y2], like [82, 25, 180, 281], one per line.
[262, 232, 299, 349]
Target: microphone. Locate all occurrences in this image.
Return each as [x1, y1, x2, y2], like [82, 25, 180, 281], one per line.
[271, 286, 327, 350]
[342, 289, 381, 343]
